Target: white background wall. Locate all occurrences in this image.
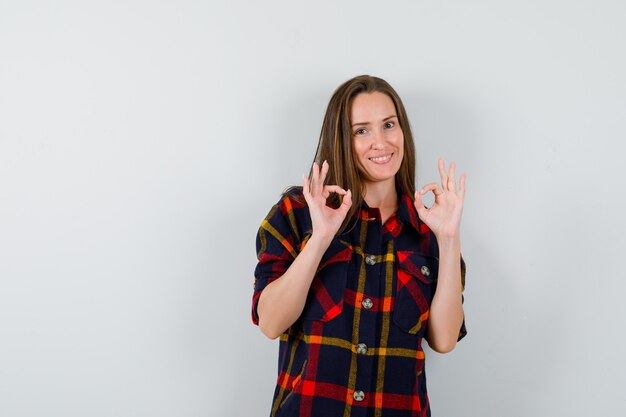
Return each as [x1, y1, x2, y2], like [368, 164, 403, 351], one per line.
[1, 1, 625, 416]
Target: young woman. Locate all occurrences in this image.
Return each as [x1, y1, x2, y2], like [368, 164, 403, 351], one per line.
[251, 75, 467, 417]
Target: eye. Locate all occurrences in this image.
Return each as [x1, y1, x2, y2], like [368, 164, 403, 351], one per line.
[384, 121, 395, 129]
[354, 128, 367, 136]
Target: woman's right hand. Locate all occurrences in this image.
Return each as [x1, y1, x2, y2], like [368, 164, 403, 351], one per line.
[257, 160, 352, 339]
[302, 160, 352, 242]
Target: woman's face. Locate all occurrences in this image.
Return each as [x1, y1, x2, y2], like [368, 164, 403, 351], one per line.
[350, 91, 404, 188]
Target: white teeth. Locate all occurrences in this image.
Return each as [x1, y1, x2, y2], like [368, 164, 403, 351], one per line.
[369, 154, 392, 162]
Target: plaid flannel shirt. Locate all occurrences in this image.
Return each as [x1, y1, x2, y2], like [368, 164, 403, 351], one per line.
[252, 188, 466, 417]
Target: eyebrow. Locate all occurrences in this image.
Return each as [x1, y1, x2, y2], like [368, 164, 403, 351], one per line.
[351, 115, 398, 128]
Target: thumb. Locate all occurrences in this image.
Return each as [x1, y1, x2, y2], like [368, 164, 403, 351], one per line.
[414, 191, 428, 218]
[337, 189, 352, 217]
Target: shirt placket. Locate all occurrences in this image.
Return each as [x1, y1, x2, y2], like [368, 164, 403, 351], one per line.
[348, 207, 392, 415]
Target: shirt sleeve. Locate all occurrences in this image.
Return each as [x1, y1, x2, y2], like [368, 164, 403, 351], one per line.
[457, 254, 468, 342]
[251, 197, 301, 326]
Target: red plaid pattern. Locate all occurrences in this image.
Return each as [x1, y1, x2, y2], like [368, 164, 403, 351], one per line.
[253, 188, 467, 417]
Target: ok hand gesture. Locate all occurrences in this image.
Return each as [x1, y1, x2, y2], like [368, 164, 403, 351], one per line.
[303, 160, 352, 243]
[414, 158, 466, 240]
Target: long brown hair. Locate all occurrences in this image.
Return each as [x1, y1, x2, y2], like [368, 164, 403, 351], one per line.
[284, 75, 417, 235]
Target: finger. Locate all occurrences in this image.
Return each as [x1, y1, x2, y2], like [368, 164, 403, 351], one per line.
[302, 174, 313, 205]
[338, 189, 352, 216]
[313, 161, 327, 196]
[311, 162, 321, 196]
[448, 162, 456, 193]
[322, 184, 347, 199]
[319, 160, 329, 188]
[420, 182, 444, 197]
[438, 157, 449, 190]
[459, 173, 466, 200]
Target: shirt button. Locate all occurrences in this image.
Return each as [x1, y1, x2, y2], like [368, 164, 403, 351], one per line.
[353, 390, 365, 402]
[356, 343, 368, 355]
[365, 255, 376, 266]
[362, 298, 373, 310]
[420, 265, 431, 276]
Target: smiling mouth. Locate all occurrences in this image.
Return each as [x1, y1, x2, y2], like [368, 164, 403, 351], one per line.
[368, 153, 393, 163]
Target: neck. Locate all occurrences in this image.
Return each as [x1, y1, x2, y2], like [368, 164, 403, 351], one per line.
[363, 179, 398, 209]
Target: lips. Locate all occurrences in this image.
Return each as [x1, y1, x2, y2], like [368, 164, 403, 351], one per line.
[368, 153, 393, 164]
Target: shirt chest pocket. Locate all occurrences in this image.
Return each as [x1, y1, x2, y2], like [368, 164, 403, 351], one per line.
[392, 251, 438, 335]
[300, 239, 352, 322]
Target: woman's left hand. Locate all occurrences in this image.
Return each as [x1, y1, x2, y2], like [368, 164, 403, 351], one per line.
[414, 158, 466, 240]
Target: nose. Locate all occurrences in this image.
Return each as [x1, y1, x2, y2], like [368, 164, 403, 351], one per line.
[371, 128, 385, 150]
